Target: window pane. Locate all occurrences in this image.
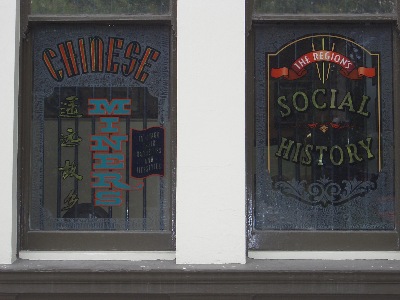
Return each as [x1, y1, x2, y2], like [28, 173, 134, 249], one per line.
[31, 0, 170, 15]
[31, 24, 171, 231]
[254, 0, 396, 14]
[254, 24, 394, 230]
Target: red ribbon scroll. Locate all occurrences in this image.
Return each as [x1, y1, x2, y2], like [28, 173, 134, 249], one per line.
[271, 50, 375, 81]
[340, 67, 376, 80]
[270, 67, 308, 81]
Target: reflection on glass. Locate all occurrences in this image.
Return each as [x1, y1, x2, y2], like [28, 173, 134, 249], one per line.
[31, 0, 170, 15]
[254, 0, 395, 14]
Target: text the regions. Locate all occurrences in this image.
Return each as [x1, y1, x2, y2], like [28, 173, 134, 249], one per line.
[292, 50, 354, 73]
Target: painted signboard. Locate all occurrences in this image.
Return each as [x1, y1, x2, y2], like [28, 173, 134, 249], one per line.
[31, 24, 170, 231]
[255, 24, 394, 230]
[268, 35, 380, 207]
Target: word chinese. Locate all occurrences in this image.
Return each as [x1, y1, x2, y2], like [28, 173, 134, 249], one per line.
[43, 37, 160, 83]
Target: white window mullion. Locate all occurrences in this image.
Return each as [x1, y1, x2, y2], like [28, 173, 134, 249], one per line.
[176, 0, 246, 264]
[0, 0, 18, 264]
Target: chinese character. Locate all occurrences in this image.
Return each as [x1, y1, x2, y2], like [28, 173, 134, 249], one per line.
[61, 190, 79, 212]
[59, 96, 82, 118]
[61, 128, 82, 147]
[59, 160, 83, 181]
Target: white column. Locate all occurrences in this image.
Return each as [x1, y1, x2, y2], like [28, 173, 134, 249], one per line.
[0, 0, 18, 264]
[176, 0, 246, 264]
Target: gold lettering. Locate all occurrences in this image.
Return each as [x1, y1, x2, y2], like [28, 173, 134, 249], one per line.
[301, 144, 313, 165]
[338, 92, 355, 112]
[330, 88, 338, 109]
[315, 146, 328, 166]
[358, 137, 374, 159]
[357, 95, 370, 117]
[292, 142, 303, 163]
[345, 143, 363, 164]
[311, 89, 326, 109]
[277, 96, 291, 117]
[292, 91, 308, 112]
[330, 145, 344, 166]
[275, 137, 294, 160]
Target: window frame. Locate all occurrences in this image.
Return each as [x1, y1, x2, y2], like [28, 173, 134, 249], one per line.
[18, 0, 177, 252]
[246, 0, 400, 251]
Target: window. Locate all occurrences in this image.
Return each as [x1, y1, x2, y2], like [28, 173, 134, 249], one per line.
[248, 0, 398, 251]
[253, 0, 396, 14]
[19, 0, 176, 251]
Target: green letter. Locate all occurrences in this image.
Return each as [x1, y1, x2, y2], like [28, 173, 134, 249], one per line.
[292, 142, 303, 163]
[358, 137, 375, 159]
[312, 89, 326, 109]
[356, 95, 370, 117]
[275, 137, 294, 160]
[338, 92, 355, 112]
[292, 91, 309, 112]
[301, 144, 314, 165]
[330, 89, 338, 109]
[346, 143, 363, 164]
[315, 145, 328, 166]
[277, 96, 291, 117]
[330, 145, 344, 166]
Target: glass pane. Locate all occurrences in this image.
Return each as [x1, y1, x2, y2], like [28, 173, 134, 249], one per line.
[254, 0, 396, 14]
[254, 24, 394, 230]
[31, 24, 171, 231]
[31, 0, 170, 15]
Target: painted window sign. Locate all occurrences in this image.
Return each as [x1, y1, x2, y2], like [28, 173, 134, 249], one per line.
[255, 24, 394, 230]
[269, 35, 380, 193]
[31, 24, 171, 231]
[42, 37, 160, 82]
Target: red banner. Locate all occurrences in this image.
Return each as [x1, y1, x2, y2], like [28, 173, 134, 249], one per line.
[271, 50, 375, 81]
